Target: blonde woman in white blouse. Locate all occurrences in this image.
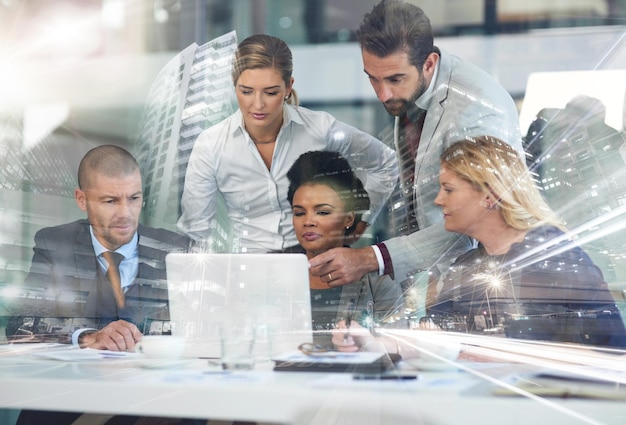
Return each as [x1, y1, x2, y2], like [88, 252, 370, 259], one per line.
[178, 34, 398, 253]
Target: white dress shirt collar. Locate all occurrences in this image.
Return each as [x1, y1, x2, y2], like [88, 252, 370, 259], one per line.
[414, 53, 440, 110]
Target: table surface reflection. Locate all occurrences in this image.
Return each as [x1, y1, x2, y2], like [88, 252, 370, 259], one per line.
[1, 331, 625, 425]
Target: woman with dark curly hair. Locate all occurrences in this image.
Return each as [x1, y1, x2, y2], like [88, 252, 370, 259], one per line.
[286, 150, 405, 350]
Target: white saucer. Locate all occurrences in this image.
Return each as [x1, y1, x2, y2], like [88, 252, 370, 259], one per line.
[404, 359, 459, 372]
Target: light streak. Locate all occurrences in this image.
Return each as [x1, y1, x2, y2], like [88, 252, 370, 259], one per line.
[381, 330, 626, 423]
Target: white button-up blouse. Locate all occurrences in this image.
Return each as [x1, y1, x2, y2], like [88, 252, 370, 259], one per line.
[178, 104, 399, 253]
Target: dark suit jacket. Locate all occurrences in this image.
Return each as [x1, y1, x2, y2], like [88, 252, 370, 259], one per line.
[7, 219, 189, 341]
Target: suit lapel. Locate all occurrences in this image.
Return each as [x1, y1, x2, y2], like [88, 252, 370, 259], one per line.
[416, 51, 451, 169]
[410, 52, 452, 229]
[74, 221, 102, 318]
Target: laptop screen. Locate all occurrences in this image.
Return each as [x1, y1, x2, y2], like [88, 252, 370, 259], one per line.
[165, 253, 313, 359]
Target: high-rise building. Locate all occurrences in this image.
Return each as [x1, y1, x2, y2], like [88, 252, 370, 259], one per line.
[135, 32, 238, 252]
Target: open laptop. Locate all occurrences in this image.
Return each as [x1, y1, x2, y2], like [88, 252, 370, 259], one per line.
[165, 253, 313, 359]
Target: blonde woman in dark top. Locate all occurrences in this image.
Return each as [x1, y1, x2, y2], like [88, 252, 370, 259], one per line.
[431, 136, 626, 348]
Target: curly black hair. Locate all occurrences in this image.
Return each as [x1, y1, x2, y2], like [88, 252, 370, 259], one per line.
[287, 151, 370, 235]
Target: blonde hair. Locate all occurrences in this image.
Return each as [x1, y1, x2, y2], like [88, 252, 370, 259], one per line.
[232, 34, 299, 106]
[441, 136, 565, 231]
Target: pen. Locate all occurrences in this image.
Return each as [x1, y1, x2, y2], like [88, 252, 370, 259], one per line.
[366, 300, 376, 336]
[344, 299, 356, 343]
[101, 352, 126, 356]
[353, 373, 418, 380]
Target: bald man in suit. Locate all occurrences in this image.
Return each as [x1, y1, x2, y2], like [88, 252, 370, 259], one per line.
[11, 145, 189, 350]
[13, 145, 195, 425]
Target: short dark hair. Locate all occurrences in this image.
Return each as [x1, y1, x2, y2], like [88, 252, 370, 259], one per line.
[287, 151, 369, 235]
[78, 145, 140, 190]
[356, 0, 434, 69]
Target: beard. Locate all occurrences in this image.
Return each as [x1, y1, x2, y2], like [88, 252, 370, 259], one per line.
[383, 74, 429, 117]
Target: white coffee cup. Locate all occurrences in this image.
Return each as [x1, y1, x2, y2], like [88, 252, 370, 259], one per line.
[134, 335, 186, 359]
[403, 332, 462, 368]
[417, 339, 461, 363]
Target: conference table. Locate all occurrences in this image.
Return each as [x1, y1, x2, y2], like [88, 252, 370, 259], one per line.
[1, 330, 625, 425]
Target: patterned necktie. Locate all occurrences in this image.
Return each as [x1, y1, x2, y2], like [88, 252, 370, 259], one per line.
[398, 108, 426, 235]
[101, 250, 125, 308]
[399, 108, 440, 313]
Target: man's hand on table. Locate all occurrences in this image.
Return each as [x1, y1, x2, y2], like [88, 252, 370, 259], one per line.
[78, 320, 142, 351]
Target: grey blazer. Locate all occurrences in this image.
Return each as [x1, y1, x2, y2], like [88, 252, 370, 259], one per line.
[384, 48, 524, 280]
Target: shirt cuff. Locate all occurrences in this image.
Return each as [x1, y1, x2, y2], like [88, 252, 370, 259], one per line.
[375, 243, 395, 280]
[371, 244, 385, 276]
[72, 328, 97, 346]
[361, 209, 372, 225]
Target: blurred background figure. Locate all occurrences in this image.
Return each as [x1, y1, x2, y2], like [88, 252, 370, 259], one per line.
[522, 94, 626, 285]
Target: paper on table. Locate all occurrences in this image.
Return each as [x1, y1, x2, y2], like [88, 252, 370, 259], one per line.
[273, 350, 385, 364]
[0, 343, 68, 356]
[133, 369, 272, 384]
[493, 369, 626, 400]
[310, 373, 421, 391]
[32, 346, 140, 361]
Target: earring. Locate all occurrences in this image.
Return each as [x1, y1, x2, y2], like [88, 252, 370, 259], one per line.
[345, 226, 351, 229]
[479, 200, 489, 208]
